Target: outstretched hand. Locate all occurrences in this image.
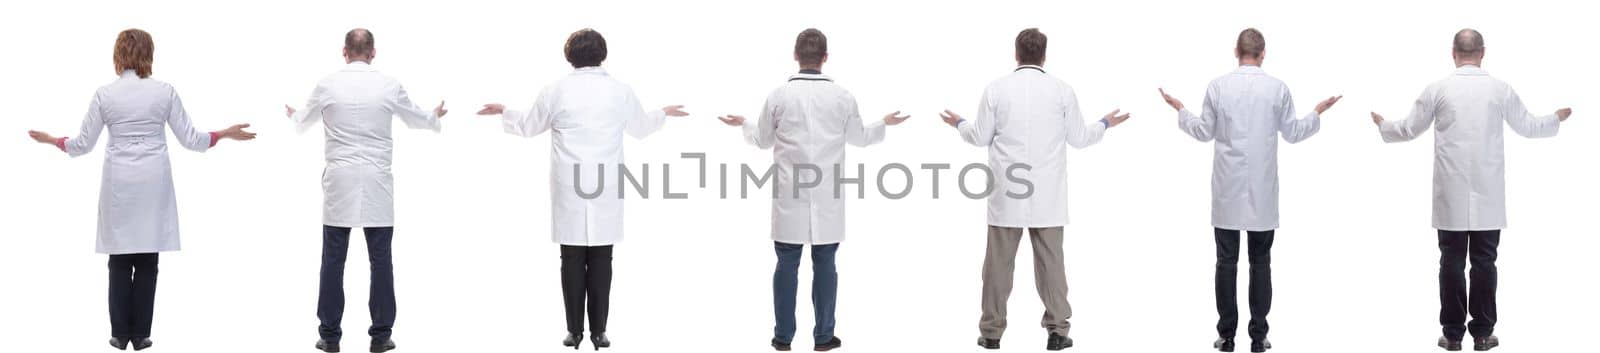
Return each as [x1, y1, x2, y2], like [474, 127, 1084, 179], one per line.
[434, 101, 449, 118]
[882, 111, 911, 126]
[1370, 112, 1385, 126]
[1104, 109, 1131, 128]
[1158, 88, 1184, 112]
[284, 105, 296, 118]
[1557, 108, 1572, 122]
[27, 130, 56, 144]
[1314, 95, 1343, 115]
[717, 115, 746, 127]
[217, 124, 257, 141]
[476, 103, 506, 116]
[663, 105, 690, 117]
[939, 109, 963, 128]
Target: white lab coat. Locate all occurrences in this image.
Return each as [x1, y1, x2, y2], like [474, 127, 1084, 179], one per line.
[290, 62, 442, 228]
[502, 67, 667, 246]
[1379, 65, 1561, 231]
[60, 70, 217, 254]
[957, 66, 1104, 228]
[1176, 65, 1321, 231]
[741, 71, 885, 245]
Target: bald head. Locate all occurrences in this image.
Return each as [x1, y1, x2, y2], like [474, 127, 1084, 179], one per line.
[344, 28, 375, 62]
[1451, 28, 1484, 66]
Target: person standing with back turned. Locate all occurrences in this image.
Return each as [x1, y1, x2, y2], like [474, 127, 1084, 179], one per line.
[25, 28, 257, 351]
[475, 28, 691, 351]
[283, 28, 450, 353]
[1370, 28, 1571, 352]
[1157, 28, 1342, 353]
[716, 28, 911, 352]
[938, 27, 1132, 352]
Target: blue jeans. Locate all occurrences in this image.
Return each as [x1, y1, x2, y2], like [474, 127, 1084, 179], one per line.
[773, 241, 838, 344]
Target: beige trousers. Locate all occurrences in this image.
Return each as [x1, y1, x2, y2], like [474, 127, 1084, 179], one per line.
[979, 226, 1072, 339]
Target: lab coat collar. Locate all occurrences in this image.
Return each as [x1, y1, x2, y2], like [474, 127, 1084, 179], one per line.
[1454, 65, 1488, 76]
[788, 70, 832, 82]
[573, 66, 609, 76]
[118, 70, 141, 79]
[1014, 65, 1046, 73]
[1233, 65, 1265, 74]
[343, 61, 375, 72]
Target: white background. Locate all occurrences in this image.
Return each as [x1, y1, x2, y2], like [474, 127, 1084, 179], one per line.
[1, 0, 1594, 352]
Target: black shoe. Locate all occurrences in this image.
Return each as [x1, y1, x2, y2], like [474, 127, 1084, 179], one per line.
[590, 333, 610, 350]
[109, 337, 129, 350]
[1249, 339, 1270, 352]
[1472, 336, 1498, 351]
[977, 337, 1000, 349]
[771, 337, 792, 351]
[1047, 333, 1073, 351]
[316, 339, 340, 352]
[128, 338, 152, 351]
[1438, 336, 1462, 351]
[563, 333, 583, 349]
[369, 339, 395, 353]
[1213, 337, 1235, 352]
[813, 336, 842, 352]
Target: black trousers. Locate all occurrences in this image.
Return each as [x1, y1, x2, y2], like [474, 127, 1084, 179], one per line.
[1214, 228, 1273, 341]
[1438, 230, 1499, 340]
[109, 253, 159, 339]
[318, 226, 396, 343]
[560, 245, 613, 335]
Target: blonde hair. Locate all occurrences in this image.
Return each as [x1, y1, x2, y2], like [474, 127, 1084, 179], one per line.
[113, 29, 154, 78]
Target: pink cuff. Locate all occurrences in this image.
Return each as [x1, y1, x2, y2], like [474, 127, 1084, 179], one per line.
[208, 132, 220, 148]
[54, 137, 67, 152]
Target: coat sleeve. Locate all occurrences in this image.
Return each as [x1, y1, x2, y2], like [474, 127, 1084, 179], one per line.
[62, 91, 108, 157]
[957, 88, 999, 147]
[1380, 86, 1438, 143]
[389, 84, 442, 132]
[165, 88, 216, 153]
[842, 93, 886, 147]
[1063, 87, 1107, 149]
[1502, 87, 1560, 138]
[503, 86, 555, 138]
[623, 88, 667, 139]
[1277, 87, 1321, 144]
[289, 83, 332, 134]
[740, 92, 779, 149]
[1177, 89, 1217, 142]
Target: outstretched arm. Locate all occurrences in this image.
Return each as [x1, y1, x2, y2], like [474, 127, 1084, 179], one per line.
[31, 92, 108, 157]
[1502, 88, 1564, 138]
[1164, 87, 1214, 142]
[1064, 90, 1114, 149]
[286, 84, 332, 134]
[623, 89, 686, 139]
[481, 86, 556, 138]
[719, 101, 777, 149]
[1278, 90, 1337, 144]
[954, 91, 998, 147]
[1376, 87, 1439, 143]
[389, 84, 444, 132]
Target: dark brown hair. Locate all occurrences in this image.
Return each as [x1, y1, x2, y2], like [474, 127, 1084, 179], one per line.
[794, 28, 827, 67]
[1015, 28, 1047, 65]
[1235, 28, 1265, 59]
[564, 28, 608, 68]
[114, 29, 154, 78]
